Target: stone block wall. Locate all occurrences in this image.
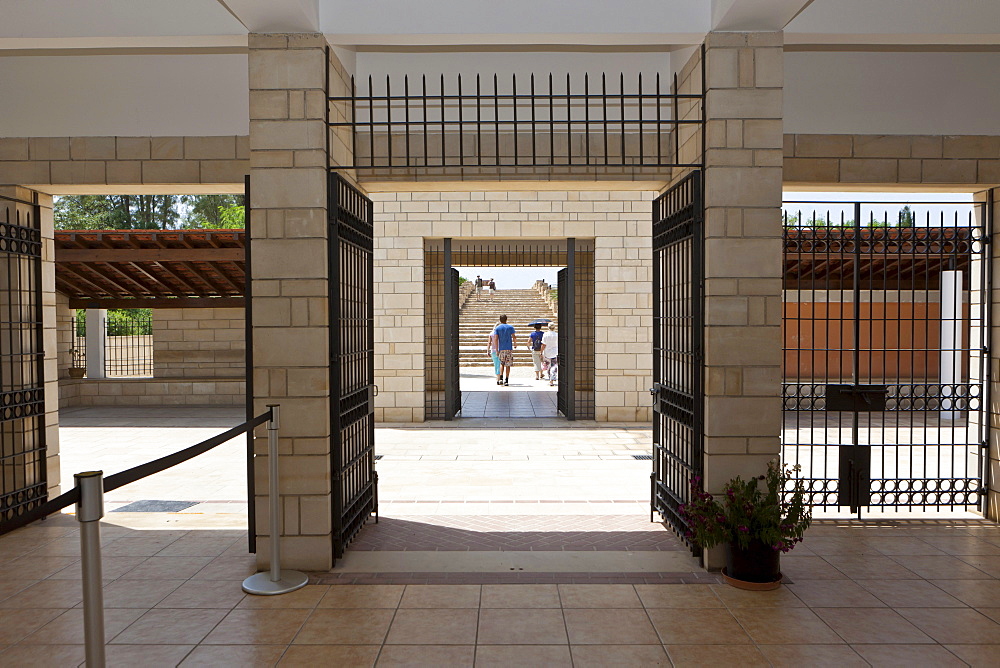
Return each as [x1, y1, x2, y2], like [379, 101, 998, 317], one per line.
[372, 188, 655, 423]
[0, 136, 248, 189]
[153, 307, 245, 378]
[784, 134, 1000, 187]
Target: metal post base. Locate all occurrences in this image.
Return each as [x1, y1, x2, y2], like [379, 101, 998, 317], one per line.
[241, 570, 309, 596]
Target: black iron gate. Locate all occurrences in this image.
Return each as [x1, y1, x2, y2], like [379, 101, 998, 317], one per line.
[444, 242, 461, 419]
[0, 194, 47, 527]
[650, 171, 703, 541]
[782, 198, 990, 513]
[557, 262, 573, 420]
[328, 173, 377, 561]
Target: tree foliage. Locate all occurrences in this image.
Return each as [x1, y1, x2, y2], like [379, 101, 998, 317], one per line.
[54, 194, 245, 230]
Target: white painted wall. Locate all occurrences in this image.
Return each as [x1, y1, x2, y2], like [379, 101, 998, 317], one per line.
[0, 54, 249, 137]
[322, 0, 709, 44]
[787, 0, 1000, 42]
[784, 51, 1000, 135]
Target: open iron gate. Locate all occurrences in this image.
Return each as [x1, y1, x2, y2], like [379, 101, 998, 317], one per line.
[650, 171, 703, 541]
[782, 198, 990, 513]
[0, 194, 47, 527]
[444, 242, 461, 419]
[557, 261, 573, 419]
[328, 173, 377, 561]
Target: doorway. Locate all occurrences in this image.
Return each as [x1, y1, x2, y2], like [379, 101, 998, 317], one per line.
[423, 239, 594, 421]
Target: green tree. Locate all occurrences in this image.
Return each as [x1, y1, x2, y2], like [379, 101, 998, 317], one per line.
[898, 205, 915, 228]
[55, 195, 179, 230]
[180, 194, 245, 229]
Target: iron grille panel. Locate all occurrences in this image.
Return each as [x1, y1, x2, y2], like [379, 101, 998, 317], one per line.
[104, 310, 153, 377]
[329, 173, 377, 561]
[0, 196, 47, 526]
[557, 267, 571, 419]
[446, 266, 461, 418]
[781, 200, 990, 511]
[331, 72, 704, 171]
[651, 171, 703, 546]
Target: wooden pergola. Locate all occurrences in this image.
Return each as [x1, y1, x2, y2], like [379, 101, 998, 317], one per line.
[55, 229, 245, 309]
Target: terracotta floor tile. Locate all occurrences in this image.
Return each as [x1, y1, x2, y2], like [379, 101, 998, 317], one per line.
[852, 643, 967, 667]
[155, 579, 247, 609]
[385, 609, 479, 645]
[943, 643, 1000, 667]
[476, 608, 568, 645]
[921, 537, 1000, 556]
[98, 578, 185, 608]
[562, 608, 663, 645]
[889, 555, 992, 579]
[569, 644, 668, 667]
[930, 579, 1000, 608]
[22, 607, 144, 644]
[376, 644, 476, 667]
[191, 556, 258, 581]
[646, 607, 750, 645]
[758, 643, 867, 667]
[855, 579, 965, 608]
[729, 607, 841, 645]
[317, 585, 404, 609]
[779, 556, 849, 580]
[0, 608, 65, 644]
[179, 644, 282, 667]
[0, 579, 84, 609]
[100, 535, 187, 558]
[203, 609, 311, 645]
[709, 584, 805, 609]
[980, 608, 1000, 624]
[786, 580, 886, 607]
[118, 556, 214, 581]
[557, 584, 641, 608]
[0, 643, 86, 666]
[155, 536, 242, 558]
[633, 584, 722, 608]
[293, 609, 394, 645]
[823, 554, 921, 580]
[238, 585, 328, 610]
[0, 580, 38, 603]
[480, 584, 560, 608]
[665, 644, 769, 667]
[956, 555, 1000, 578]
[278, 644, 380, 667]
[813, 608, 934, 644]
[46, 555, 146, 580]
[865, 537, 948, 556]
[897, 607, 1000, 644]
[0, 557, 78, 580]
[106, 644, 197, 667]
[398, 584, 481, 608]
[110, 608, 228, 645]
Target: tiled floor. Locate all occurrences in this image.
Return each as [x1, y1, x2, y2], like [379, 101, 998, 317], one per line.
[0, 516, 999, 666]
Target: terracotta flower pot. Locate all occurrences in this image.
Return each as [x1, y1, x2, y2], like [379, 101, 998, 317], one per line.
[68, 367, 86, 379]
[723, 539, 781, 589]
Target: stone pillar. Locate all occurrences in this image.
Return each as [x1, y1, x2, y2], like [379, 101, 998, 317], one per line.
[38, 193, 61, 497]
[248, 33, 347, 570]
[700, 33, 785, 564]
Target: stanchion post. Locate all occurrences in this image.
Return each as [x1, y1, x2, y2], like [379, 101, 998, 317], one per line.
[242, 405, 309, 595]
[76, 471, 106, 668]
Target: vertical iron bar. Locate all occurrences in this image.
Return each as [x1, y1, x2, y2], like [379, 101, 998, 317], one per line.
[444, 238, 456, 421]
[655, 73, 661, 165]
[585, 73, 590, 165]
[476, 75, 482, 166]
[620, 72, 626, 164]
[673, 72, 680, 167]
[458, 74, 464, 167]
[530, 74, 536, 166]
[494, 74, 500, 167]
[386, 75, 392, 167]
[549, 73, 555, 164]
[440, 74, 446, 166]
[566, 238, 576, 420]
[512, 74, 518, 166]
[350, 76, 357, 169]
[422, 75, 428, 168]
[368, 76, 375, 169]
[638, 73, 644, 165]
[602, 73, 608, 165]
[405, 76, 411, 166]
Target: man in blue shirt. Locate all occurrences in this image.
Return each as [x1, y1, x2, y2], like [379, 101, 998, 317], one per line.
[494, 314, 517, 386]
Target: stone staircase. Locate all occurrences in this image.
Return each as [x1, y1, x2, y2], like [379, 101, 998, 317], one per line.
[459, 288, 557, 366]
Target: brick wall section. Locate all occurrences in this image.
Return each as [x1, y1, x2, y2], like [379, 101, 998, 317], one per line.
[153, 308, 245, 378]
[372, 188, 655, 423]
[0, 136, 248, 187]
[696, 32, 784, 506]
[249, 33, 350, 571]
[784, 134, 1000, 186]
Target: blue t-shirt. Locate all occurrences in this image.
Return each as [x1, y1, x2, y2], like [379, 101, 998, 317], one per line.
[494, 323, 515, 350]
[529, 330, 544, 350]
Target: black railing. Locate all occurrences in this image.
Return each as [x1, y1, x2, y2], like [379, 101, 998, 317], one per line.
[0, 409, 273, 537]
[104, 310, 153, 377]
[331, 71, 704, 171]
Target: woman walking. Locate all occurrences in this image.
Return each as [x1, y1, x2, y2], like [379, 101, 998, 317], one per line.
[540, 322, 558, 386]
[487, 320, 502, 384]
[528, 322, 545, 380]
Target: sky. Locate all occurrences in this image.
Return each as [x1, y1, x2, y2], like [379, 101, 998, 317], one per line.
[456, 266, 559, 289]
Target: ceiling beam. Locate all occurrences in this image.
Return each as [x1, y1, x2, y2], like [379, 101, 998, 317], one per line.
[56, 248, 244, 263]
[712, 0, 814, 31]
[69, 297, 246, 309]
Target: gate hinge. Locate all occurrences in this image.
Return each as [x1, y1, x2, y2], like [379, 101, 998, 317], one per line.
[983, 346, 990, 357]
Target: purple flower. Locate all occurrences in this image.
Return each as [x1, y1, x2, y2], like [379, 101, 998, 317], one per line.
[738, 526, 749, 533]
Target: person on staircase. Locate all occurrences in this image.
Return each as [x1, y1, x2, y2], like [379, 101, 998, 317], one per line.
[541, 322, 558, 386]
[529, 322, 545, 380]
[475, 275, 484, 301]
[494, 314, 517, 386]
[487, 319, 502, 384]
[488, 277, 496, 301]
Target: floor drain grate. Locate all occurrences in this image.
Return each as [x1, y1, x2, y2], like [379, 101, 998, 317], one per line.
[111, 500, 199, 513]
[632, 454, 653, 460]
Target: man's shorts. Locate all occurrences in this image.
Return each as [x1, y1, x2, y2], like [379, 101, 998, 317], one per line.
[499, 350, 515, 366]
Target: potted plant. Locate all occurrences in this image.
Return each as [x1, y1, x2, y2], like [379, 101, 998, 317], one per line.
[679, 459, 811, 590]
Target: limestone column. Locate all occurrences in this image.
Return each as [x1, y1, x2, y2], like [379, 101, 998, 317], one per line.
[84, 309, 106, 379]
[248, 33, 348, 570]
[700, 32, 785, 564]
